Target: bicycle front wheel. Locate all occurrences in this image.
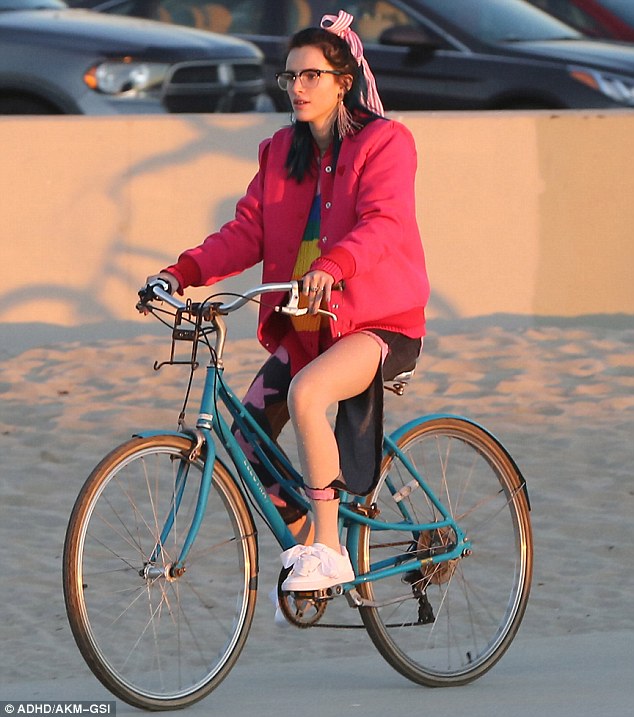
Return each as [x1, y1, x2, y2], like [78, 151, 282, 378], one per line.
[357, 417, 532, 686]
[63, 435, 258, 710]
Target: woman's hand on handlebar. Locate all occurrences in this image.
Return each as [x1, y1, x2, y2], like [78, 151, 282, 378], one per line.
[145, 272, 180, 295]
[138, 272, 181, 314]
[302, 270, 334, 314]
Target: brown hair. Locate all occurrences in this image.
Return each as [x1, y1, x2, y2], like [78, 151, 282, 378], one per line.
[284, 27, 379, 182]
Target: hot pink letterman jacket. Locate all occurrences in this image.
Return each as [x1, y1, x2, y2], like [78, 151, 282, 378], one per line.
[165, 118, 430, 373]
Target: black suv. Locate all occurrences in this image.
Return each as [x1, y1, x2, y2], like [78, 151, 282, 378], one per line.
[0, 0, 270, 114]
[76, 0, 634, 111]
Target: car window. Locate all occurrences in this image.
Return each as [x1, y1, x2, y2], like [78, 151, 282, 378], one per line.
[278, 0, 420, 44]
[154, 1, 262, 33]
[283, 0, 309, 33]
[348, 1, 417, 44]
[84, 1, 423, 43]
[414, 0, 581, 42]
[282, 0, 338, 34]
[530, 0, 607, 36]
[598, 0, 634, 25]
[94, 0, 267, 34]
[98, 0, 146, 16]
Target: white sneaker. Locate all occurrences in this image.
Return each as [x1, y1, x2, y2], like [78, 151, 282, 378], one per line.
[280, 543, 355, 591]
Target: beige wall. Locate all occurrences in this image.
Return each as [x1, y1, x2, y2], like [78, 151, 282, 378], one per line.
[1, 110, 633, 328]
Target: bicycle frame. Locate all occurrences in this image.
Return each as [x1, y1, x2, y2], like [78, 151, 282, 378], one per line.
[137, 283, 472, 589]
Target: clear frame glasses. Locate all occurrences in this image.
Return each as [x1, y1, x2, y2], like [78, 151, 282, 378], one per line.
[275, 68, 343, 91]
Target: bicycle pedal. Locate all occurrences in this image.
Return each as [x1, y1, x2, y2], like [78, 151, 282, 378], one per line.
[292, 585, 344, 601]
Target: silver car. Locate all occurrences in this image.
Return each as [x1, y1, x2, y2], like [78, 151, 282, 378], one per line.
[0, 0, 272, 114]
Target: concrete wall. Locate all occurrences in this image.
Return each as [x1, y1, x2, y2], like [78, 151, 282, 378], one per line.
[1, 110, 633, 329]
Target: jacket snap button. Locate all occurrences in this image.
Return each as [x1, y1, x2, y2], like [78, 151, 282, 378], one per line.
[325, 165, 332, 173]
[325, 201, 332, 209]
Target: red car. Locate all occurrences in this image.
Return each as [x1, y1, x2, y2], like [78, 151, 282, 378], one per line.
[528, 0, 634, 41]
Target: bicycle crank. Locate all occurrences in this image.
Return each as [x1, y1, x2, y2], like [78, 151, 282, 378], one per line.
[276, 568, 330, 627]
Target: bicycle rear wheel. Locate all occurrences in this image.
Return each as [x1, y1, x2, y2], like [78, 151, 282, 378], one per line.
[357, 416, 532, 686]
[63, 435, 258, 710]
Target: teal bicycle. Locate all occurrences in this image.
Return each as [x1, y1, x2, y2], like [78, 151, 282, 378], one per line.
[63, 280, 533, 711]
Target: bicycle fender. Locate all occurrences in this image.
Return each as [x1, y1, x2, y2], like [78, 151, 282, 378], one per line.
[386, 414, 530, 508]
[134, 430, 186, 440]
[387, 413, 487, 443]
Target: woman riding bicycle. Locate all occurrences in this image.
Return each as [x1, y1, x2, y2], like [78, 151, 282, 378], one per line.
[146, 9, 430, 593]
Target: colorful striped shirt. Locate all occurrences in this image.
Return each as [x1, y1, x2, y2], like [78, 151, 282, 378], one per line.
[289, 193, 327, 358]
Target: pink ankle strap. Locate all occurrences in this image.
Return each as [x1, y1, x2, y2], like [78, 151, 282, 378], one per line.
[304, 485, 338, 501]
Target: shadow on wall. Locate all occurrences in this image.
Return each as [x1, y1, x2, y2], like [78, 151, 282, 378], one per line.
[0, 113, 280, 326]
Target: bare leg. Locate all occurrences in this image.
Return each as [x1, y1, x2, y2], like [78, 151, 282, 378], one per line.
[287, 333, 382, 551]
[287, 513, 314, 544]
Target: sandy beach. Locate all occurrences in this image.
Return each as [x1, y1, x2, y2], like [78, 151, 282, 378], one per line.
[1, 312, 633, 706]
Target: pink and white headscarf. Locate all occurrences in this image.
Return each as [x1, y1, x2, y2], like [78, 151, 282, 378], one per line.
[320, 9, 385, 117]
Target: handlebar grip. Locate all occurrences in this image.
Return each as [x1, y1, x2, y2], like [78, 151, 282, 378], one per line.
[138, 280, 185, 310]
[153, 278, 172, 294]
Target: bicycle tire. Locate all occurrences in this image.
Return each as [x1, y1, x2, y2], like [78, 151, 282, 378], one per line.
[357, 416, 532, 686]
[63, 434, 258, 710]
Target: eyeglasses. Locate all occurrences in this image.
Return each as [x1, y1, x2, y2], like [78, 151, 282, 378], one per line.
[275, 68, 343, 91]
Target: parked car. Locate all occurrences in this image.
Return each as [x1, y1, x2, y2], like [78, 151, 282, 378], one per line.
[526, 0, 634, 42]
[0, 0, 270, 114]
[74, 0, 634, 111]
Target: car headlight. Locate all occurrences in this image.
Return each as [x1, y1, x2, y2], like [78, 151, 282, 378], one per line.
[569, 66, 634, 106]
[84, 58, 170, 97]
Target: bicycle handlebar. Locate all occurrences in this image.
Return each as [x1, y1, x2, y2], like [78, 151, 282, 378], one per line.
[139, 279, 339, 321]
